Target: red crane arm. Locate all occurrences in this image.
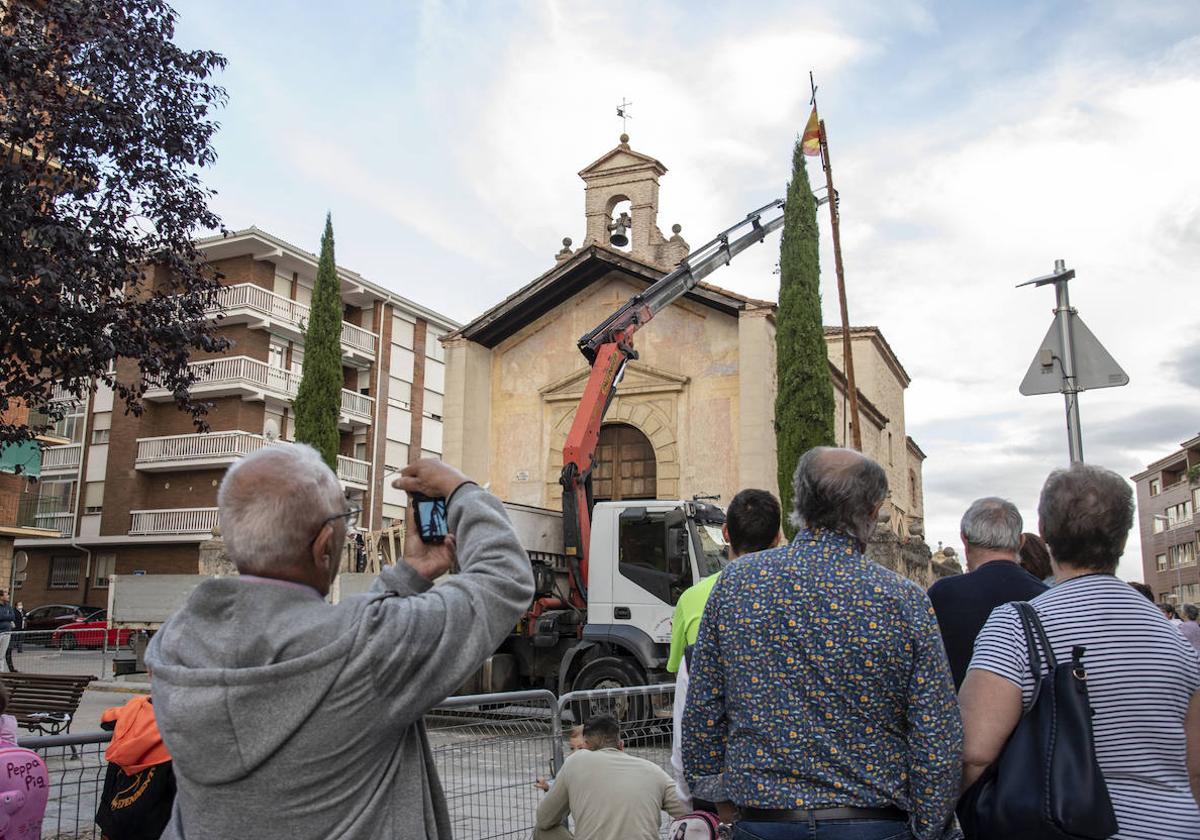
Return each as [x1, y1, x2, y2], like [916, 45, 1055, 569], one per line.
[558, 200, 785, 608]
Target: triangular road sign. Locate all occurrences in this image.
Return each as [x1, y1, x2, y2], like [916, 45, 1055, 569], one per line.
[1020, 313, 1129, 396]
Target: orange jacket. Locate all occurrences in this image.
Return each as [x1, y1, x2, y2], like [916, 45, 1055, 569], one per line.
[101, 695, 171, 774]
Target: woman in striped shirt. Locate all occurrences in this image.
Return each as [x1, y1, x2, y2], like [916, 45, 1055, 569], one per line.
[960, 463, 1200, 839]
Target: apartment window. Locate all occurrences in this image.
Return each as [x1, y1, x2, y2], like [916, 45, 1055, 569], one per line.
[290, 347, 305, 375]
[1157, 553, 1168, 572]
[389, 377, 412, 409]
[268, 341, 287, 370]
[53, 412, 84, 444]
[1150, 478, 1161, 496]
[49, 556, 82, 589]
[1193, 487, 1200, 511]
[392, 317, 415, 349]
[424, 390, 444, 419]
[426, 328, 446, 362]
[1154, 517, 1167, 534]
[82, 482, 104, 515]
[94, 553, 116, 588]
[37, 480, 75, 514]
[1167, 500, 1194, 528]
[1170, 542, 1197, 568]
[91, 428, 110, 445]
[1175, 583, 1200, 603]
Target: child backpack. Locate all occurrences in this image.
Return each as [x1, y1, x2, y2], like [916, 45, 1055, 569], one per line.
[0, 747, 50, 839]
[668, 810, 720, 840]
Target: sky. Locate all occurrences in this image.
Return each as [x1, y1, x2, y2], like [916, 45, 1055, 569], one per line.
[170, 0, 1200, 581]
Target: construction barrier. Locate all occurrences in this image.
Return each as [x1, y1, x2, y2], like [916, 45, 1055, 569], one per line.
[18, 684, 679, 839]
[0, 630, 139, 681]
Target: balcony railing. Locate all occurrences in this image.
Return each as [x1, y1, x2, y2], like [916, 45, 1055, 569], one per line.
[129, 508, 219, 536]
[40, 442, 82, 473]
[136, 431, 271, 467]
[148, 356, 375, 426]
[0, 489, 46, 528]
[337, 455, 371, 488]
[49, 382, 76, 403]
[34, 512, 75, 537]
[211, 284, 377, 360]
[340, 389, 374, 422]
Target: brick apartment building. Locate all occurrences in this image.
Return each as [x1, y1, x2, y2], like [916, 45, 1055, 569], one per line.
[1132, 433, 1200, 603]
[11, 227, 457, 610]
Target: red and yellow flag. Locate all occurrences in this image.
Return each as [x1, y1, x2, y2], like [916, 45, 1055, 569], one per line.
[801, 106, 821, 156]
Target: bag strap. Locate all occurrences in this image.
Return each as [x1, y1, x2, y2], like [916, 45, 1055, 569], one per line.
[1014, 601, 1057, 671]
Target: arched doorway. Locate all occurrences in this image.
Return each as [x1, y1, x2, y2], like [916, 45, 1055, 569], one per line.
[593, 423, 657, 501]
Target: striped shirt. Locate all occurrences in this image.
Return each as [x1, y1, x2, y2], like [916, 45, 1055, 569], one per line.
[970, 573, 1200, 839]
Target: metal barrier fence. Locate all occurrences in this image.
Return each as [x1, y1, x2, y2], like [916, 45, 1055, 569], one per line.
[428, 690, 560, 839]
[22, 732, 110, 840]
[17, 684, 678, 839]
[1, 630, 136, 680]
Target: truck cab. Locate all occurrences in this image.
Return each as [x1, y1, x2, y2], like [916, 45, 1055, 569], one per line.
[475, 498, 729, 702]
[579, 499, 727, 680]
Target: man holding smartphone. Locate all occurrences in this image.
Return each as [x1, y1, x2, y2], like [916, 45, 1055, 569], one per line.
[145, 446, 534, 840]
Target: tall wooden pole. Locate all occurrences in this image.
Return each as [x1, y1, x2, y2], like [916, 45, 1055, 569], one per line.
[818, 119, 863, 451]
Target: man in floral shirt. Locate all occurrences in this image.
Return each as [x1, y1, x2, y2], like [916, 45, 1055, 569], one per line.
[683, 448, 961, 840]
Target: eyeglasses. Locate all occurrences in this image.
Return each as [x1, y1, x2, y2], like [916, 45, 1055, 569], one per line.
[310, 506, 362, 546]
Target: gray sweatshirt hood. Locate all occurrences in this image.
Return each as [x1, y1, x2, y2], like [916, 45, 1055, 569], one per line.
[146, 578, 360, 784]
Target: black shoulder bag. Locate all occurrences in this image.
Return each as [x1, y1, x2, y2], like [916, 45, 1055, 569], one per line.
[957, 601, 1117, 840]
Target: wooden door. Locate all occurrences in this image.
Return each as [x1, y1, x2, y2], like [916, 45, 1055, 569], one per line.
[593, 423, 657, 501]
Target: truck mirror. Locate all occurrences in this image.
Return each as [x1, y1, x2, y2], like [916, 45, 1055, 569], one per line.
[667, 527, 690, 569]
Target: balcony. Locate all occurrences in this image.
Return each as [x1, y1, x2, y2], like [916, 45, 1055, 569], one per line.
[129, 507, 219, 536]
[33, 511, 75, 537]
[337, 455, 371, 490]
[49, 382, 77, 403]
[136, 431, 272, 472]
[143, 356, 375, 428]
[40, 443, 82, 475]
[211, 284, 377, 366]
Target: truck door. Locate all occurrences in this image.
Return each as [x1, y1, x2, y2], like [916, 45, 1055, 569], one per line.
[610, 506, 695, 646]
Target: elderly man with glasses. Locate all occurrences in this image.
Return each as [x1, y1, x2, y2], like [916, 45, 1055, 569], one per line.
[146, 443, 534, 840]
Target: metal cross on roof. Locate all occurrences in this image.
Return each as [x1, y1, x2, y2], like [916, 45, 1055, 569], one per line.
[616, 98, 633, 132]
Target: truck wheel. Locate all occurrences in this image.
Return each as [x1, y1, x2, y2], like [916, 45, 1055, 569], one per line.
[569, 657, 647, 729]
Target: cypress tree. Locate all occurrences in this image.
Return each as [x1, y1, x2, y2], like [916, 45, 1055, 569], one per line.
[294, 214, 344, 470]
[775, 140, 836, 536]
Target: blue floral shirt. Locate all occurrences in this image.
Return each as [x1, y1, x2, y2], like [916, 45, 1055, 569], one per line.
[681, 529, 962, 840]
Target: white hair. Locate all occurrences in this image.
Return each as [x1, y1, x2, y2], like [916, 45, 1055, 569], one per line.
[960, 497, 1023, 552]
[218, 443, 346, 574]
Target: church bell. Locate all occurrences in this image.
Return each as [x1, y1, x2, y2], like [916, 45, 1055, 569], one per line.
[608, 212, 631, 248]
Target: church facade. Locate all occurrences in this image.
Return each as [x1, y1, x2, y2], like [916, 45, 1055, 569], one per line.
[443, 136, 926, 535]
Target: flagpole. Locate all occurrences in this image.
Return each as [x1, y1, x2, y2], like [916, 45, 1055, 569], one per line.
[812, 93, 863, 452]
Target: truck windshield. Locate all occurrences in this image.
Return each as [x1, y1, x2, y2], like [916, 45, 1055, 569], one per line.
[694, 523, 730, 577]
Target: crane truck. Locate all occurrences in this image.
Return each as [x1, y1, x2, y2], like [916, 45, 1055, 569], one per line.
[464, 199, 787, 700]
[109, 199, 787, 703]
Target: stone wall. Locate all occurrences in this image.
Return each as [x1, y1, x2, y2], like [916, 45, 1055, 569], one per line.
[865, 520, 961, 588]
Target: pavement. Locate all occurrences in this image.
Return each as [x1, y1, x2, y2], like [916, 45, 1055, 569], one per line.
[4, 642, 151, 734]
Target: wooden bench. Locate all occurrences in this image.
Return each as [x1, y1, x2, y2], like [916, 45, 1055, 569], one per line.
[0, 672, 95, 736]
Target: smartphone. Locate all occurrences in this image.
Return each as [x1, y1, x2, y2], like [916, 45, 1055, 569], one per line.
[410, 491, 448, 544]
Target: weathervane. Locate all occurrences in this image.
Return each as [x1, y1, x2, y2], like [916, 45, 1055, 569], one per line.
[616, 98, 633, 133]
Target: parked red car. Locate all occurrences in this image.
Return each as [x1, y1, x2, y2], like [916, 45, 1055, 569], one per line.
[51, 611, 132, 650]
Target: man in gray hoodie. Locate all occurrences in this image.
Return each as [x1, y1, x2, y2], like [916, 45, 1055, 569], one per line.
[146, 443, 534, 839]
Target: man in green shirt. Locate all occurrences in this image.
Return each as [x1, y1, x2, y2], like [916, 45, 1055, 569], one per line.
[667, 489, 783, 674]
[668, 488, 781, 811]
